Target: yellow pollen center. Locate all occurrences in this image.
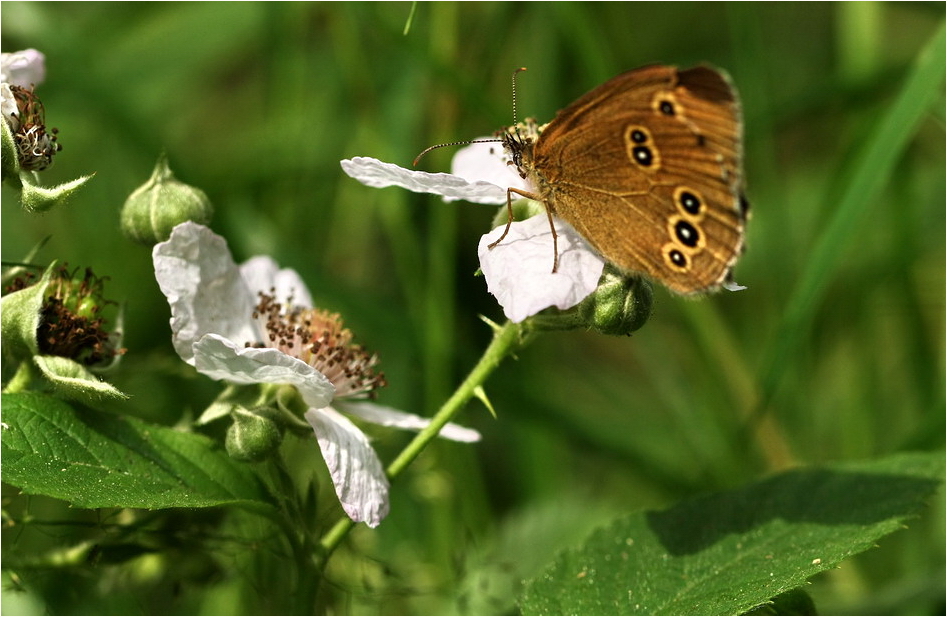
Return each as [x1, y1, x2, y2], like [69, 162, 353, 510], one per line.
[250, 292, 387, 398]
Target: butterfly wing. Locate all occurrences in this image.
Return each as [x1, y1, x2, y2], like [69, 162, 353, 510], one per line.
[531, 65, 747, 294]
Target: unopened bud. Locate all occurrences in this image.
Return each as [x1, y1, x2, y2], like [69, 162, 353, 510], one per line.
[121, 154, 213, 245]
[527, 265, 653, 336]
[225, 407, 283, 462]
[576, 267, 653, 336]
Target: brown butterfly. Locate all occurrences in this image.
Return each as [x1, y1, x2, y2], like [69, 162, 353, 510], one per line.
[490, 65, 748, 295]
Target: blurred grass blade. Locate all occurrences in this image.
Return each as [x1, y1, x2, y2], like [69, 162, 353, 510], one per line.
[758, 23, 945, 405]
[403, 1, 418, 35]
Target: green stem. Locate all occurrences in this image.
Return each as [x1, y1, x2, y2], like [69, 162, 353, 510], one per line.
[317, 319, 524, 558]
[264, 458, 322, 614]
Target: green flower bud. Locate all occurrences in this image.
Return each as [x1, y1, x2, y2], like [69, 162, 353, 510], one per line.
[121, 154, 213, 245]
[576, 266, 653, 336]
[527, 265, 653, 336]
[225, 407, 284, 462]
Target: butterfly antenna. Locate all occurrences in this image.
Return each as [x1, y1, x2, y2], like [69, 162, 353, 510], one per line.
[413, 138, 504, 166]
[511, 67, 527, 125]
[412, 67, 527, 167]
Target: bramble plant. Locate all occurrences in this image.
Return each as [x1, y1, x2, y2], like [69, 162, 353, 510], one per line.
[2, 6, 944, 615]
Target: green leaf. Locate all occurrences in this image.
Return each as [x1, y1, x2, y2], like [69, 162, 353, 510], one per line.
[519, 451, 944, 615]
[1, 391, 277, 513]
[744, 588, 816, 616]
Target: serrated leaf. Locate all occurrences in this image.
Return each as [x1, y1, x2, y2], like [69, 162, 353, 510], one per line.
[744, 588, 816, 616]
[519, 451, 944, 615]
[1, 391, 277, 513]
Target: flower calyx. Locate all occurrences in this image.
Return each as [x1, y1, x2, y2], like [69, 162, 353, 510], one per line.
[2, 262, 127, 401]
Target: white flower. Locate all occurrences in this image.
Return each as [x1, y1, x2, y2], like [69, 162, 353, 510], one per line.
[478, 215, 606, 323]
[2, 49, 60, 171]
[1, 83, 18, 130]
[2, 49, 46, 131]
[153, 222, 480, 527]
[1, 49, 46, 88]
[340, 141, 605, 323]
[439, 140, 532, 202]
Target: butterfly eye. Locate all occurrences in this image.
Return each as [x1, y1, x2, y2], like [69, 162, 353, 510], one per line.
[664, 245, 689, 271]
[674, 220, 700, 247]
[625, 125, 660, 170]
[632, 146, 653, 166]
[680, 190, 701, 215]
[672, 186, 706, 222]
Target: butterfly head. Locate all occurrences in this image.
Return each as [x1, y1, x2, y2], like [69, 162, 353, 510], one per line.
[498, 119, 544, 180]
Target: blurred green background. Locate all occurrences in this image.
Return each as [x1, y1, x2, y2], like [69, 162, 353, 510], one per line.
[2, 2, 943, 614]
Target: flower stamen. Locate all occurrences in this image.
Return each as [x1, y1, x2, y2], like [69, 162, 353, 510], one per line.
[5, 265, 125, 365]
[8, 85, 61, 171]
[250, 291, 387, 399]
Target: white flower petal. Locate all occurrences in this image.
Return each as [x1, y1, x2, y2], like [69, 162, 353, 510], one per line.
[1, 83, 18, 130]
[341, 156, 508, 205]
[239, 255, 314, 309]
[337, 400, 482, 443]
[1, 49, 46, 87]
[305, 407, 390, 527]
[723, 280, 747, 292]
[478, 215, 606, 323]
[153, 222, 259, 363]
[447, 140, 532, 202]
[192, 334, 335, 409]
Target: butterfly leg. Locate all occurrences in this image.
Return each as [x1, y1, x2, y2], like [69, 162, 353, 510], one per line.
[488, 188, 557, 271]
[543, 206, 560, 273]
[487, 188, 519, 250]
